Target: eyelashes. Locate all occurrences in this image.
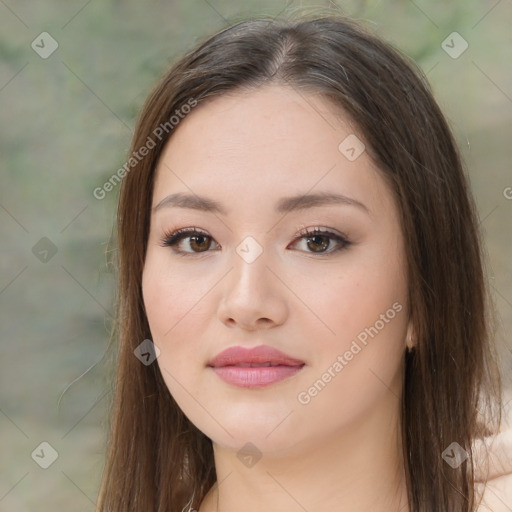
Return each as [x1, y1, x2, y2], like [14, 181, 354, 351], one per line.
[159, 226, 351, 257]
[160, 227, 217, 255]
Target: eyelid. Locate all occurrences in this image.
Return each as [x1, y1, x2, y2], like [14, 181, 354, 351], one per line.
[292, 225, 348, 242]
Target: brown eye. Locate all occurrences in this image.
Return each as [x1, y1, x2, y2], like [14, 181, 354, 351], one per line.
[291, 227, 351, 255]
[188, 234, 212, 252]
[306, 234, 331, 252]
[160, 228, 219, 255]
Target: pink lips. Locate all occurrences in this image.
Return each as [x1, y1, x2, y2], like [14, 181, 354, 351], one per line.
[208, 345, 305, 388]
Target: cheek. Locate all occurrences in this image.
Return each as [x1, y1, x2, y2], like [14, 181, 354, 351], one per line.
[141, 252, 219, 399]
[142, 253, 212, 341]
[291, 250, 408, 406]
[290, 251, 407, 349]
[289, 279, 407, 441]
[142, 261, 194, 398]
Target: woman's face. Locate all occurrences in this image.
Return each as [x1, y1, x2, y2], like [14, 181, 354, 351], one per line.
[142, 84, 412, 456]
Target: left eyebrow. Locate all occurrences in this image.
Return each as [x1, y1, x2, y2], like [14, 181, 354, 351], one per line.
[152, 191, 370, 215]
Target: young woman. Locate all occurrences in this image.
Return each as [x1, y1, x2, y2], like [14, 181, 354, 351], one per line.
[96, 14, 511, 512]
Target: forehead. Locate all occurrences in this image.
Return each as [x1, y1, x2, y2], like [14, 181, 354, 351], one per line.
[152, 85, 395, 220]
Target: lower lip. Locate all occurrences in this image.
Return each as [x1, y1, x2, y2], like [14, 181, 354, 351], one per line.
[210, 365, 304, 388]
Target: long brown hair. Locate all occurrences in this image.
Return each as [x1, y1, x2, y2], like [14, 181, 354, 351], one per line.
[96, 13, 502, 512]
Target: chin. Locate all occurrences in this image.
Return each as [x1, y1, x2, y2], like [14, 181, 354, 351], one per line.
[201, 408, 315, 455]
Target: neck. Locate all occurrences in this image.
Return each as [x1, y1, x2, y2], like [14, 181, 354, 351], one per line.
[198, 388, 409, 512]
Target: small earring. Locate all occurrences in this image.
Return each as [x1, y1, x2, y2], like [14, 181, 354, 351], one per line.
[406, 335, 415, 352]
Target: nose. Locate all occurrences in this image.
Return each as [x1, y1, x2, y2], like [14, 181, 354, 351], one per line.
[216, 244, 288, 331]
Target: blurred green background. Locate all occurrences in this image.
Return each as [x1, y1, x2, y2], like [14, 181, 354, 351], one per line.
[1, 1, 511, 510]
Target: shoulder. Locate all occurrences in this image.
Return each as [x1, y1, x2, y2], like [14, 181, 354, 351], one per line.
[474, 421, 512, 511]
[475, 472, 512, 512]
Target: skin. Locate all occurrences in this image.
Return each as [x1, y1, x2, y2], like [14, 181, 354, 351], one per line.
[142, 84, 414, 512]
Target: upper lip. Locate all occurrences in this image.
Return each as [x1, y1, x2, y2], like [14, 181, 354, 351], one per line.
[208, 345, 305, 367]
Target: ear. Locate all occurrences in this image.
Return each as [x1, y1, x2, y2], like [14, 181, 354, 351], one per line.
[405, 319, 415, 350]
